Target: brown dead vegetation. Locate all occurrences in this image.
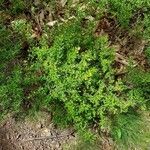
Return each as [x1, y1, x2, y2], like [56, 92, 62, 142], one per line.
[94, 13, 149, 78]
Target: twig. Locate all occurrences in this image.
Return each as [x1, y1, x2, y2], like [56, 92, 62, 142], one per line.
[19, 133, 72, 143]
[115, 53, 129, 66]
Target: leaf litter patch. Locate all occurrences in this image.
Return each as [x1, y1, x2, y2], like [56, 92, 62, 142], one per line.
[94, 13, 149, 78]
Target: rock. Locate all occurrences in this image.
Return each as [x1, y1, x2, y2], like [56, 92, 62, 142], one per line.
[40, 128, 51, 137]
[47, 21, 57, 27]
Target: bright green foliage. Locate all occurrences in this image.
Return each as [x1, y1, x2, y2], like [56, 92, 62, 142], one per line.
[32, 20, 146, 136]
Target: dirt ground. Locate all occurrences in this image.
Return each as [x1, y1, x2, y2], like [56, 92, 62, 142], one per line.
[0, 113, 75, 150]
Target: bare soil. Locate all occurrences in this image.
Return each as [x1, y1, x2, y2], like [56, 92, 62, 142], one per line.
[0, 113, 75, 150]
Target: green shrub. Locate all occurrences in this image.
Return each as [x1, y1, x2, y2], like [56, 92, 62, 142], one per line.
[0, 17, 33, 119]
[127, 68, 150, 109]
[32, 19, 147, 139]
[89, 0, 150, 28]
[0, 66, 23, 119]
